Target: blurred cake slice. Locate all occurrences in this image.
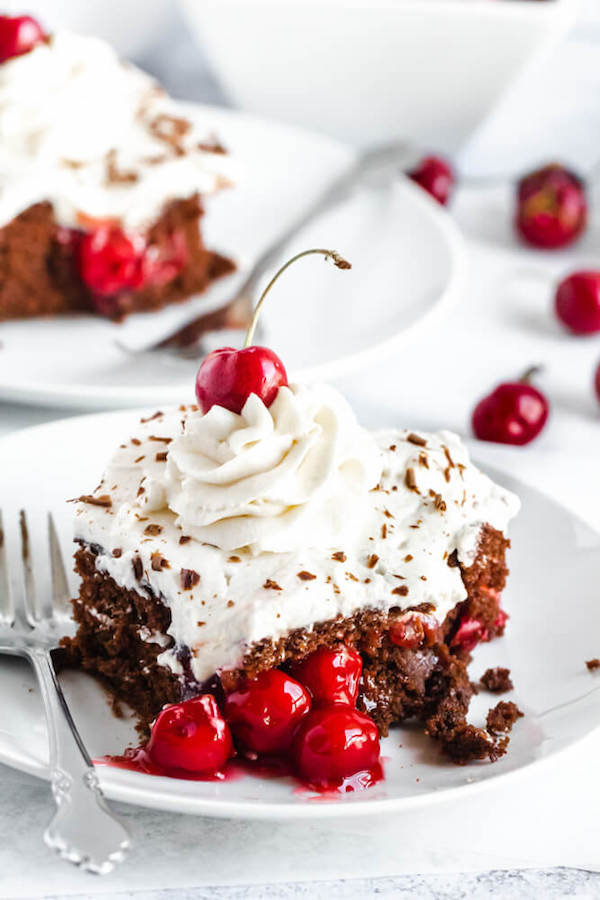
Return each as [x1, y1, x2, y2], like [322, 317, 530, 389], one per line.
[0, 17, 235, 320]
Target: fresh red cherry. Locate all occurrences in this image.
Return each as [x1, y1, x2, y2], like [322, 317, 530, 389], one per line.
[451, 617, 489, 654]
[0, 15, 47, 63]
[78, 226, 147, 301]
[555, 271, 600, 335]
[407, 155, 454, 206]
[147, 695, 233, 775]
[471, 368, 549, 446]
[389, 611, 440, 650]
[292, 704, 381, 790]
[515, 163, 587, 249]
[195, 248, 351, 415]
[224, 669, 311, 756]
[195, 346, 288, 415]
[291, 646, 363, 707]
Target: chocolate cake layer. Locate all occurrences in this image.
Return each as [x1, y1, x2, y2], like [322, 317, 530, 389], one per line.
[62, 525, 511, 762]
[0, 195, 234, 322]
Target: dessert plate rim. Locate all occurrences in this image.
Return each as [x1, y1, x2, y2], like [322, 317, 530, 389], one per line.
[0, 409, 599, 819]
[0, 101, 467, 411]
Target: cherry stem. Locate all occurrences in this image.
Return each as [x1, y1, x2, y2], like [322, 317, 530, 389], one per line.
[519, 365, 543, 384]
[243, 248, 352, 348]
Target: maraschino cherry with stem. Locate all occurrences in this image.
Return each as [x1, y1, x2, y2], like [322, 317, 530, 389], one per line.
[472, 366, 549, 446]
[195, 248, 352, 414]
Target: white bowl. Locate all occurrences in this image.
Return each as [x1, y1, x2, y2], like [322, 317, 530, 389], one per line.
[179, 0, 574, 153]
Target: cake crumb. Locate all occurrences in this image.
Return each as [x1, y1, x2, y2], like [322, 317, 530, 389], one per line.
[480, 667, 513, 693]
[486, 701, 523, 735]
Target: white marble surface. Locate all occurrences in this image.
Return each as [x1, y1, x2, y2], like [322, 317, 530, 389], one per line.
[1, 4, 600, 898]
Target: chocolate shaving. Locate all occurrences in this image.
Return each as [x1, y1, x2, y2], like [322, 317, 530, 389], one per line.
[392, 585, 409, 596]
[151, 551, 169, 571]
[134, 456, 145, 464]
[197, 138, 227, 155]
[148, 113, 191, 155]
[367, 554, 379, 569]
[76, 494, 112, 508]
[132, 557, 143, 580]
[263, 579, 282, 591]
[140, 411, 163, 423]
[443, 445, 456, 469]
[407, 432, 427, 447]
[404, 468, 418, 492]
[179, 535, 191, 545]
[112, 548, 122, 558]
[429, 490, 447, 512]
[586, 658, 600, 671]
[149, 435, 173, 443]
[131, 438, 141, 446]
[181, 568, 200, 590]
[297, 571, 317, 581]
[144, 524, 163, 536]
[228, 555, 241, 563]
[105, 149, 139, 185]
[155, 452, 168, 462]
[331, 551, 347, 562]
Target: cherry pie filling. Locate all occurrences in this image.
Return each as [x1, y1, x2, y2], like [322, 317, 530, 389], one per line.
[99, 601, 506, 794]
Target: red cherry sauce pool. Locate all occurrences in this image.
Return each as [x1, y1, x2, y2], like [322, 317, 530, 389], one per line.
[94, 748, 383, 794]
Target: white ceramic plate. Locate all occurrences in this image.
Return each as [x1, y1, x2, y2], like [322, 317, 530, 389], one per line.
[0, 104, 465, 410]
[0, 411, 599, 819]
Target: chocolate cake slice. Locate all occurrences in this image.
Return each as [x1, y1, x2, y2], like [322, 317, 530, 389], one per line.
[64, 384, 520, 767]
[0, 24, 235, 321]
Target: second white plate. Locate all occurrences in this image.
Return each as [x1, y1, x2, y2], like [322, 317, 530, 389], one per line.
[0, 104, 465, 409]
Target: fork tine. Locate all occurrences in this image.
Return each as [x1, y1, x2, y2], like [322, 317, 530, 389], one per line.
[48, 513, 70, 620]
[16, 509, 37, 627]
[0, 510, 11, 626]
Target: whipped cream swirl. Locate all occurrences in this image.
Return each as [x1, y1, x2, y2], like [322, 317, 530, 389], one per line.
[139, 384, 383, 554]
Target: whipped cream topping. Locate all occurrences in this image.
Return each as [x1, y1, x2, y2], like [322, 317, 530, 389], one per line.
[74, 395, 520, 684]
[136, 385, 382, 554]
[0, 30, 235, 229]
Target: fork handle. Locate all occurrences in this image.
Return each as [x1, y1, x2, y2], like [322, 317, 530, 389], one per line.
[27, 648, 130, 874]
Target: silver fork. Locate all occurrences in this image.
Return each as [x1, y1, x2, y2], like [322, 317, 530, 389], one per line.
[0, 510, 131, 874]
